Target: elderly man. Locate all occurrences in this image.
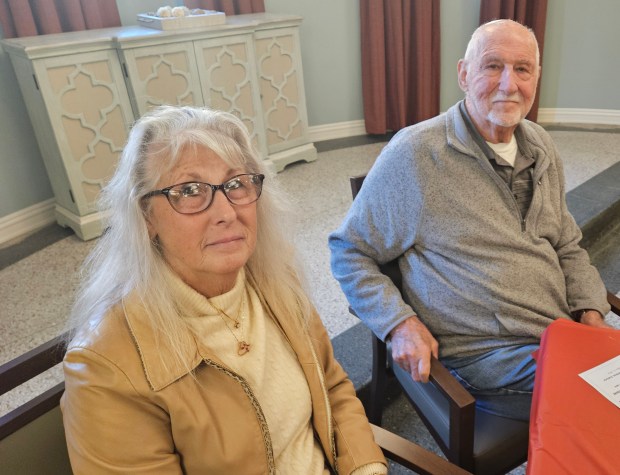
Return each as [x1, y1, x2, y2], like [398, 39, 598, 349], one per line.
[329, 19, 612, 420]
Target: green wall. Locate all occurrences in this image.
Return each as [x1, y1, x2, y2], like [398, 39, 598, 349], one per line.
[439, 0, 481, 110]
[539, 0, 620, 108]
[264, 0, 366, 125]
[1, 0, 619, 220]
[0, 49, 53, 218]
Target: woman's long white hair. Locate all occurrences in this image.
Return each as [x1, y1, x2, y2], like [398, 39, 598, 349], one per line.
[67, 106, 312, 371]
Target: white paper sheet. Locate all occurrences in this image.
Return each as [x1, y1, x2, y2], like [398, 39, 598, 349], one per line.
[579, 354, 620, 409]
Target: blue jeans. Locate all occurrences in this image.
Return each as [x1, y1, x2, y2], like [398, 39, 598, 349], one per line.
[442, 344, 538, 421]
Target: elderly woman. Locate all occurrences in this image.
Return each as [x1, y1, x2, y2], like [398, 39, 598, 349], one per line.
[61, 106, 387, 474]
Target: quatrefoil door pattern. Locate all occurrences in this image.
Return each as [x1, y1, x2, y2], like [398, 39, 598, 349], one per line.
[195, 35, 267, 157]
[122, 42, 204, 115]
[255, 28, 309, 154]
[41, 51, 133, 216]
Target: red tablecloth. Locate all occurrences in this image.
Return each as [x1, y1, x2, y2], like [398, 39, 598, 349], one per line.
[527, 319, 620, 474]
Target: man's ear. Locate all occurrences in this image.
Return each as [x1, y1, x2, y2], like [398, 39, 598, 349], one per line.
[457, 59, 468, 92]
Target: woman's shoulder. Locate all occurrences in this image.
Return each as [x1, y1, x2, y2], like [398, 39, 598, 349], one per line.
[64, 297, 156, 390]
[67, 298, 137, 362]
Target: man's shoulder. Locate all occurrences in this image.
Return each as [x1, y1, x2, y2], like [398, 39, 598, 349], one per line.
[518, 119, 553, 147]
[397, 112, 446, 136]
[385, 112, 448, 153]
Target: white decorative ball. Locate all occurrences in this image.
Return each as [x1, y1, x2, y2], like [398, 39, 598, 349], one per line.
[156, 6, 172, 18]
[171, 6, 189, 17]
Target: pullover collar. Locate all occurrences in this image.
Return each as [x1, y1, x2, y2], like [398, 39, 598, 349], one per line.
[447, 100, 550, 181]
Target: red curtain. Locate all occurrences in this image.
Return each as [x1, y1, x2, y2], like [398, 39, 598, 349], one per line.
[479, 0, 548, 122]
[184, 0, 265, 16]
[0, 1, 264, 39]
[359, 0, 441, 135]
[0, 0, 121, 38]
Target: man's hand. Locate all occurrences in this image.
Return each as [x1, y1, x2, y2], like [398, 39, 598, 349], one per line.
[389, 315, 439, 383]
[580, 310, 614, 329]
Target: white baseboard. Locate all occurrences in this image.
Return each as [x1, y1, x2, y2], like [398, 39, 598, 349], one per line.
[2, 109, 618, 245]
[308, 120, 367, 142]
[0, 198, 56, 246]
[308, 109, 620, 143]
[537, 108, 620, 125]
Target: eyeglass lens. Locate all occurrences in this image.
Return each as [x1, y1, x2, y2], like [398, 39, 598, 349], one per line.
[167, 174, 263, 214]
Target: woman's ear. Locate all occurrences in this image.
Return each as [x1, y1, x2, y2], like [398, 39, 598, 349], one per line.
[141, 195, 158, 240]
[144, 209, 158, 240]
[147, 222, 157, 241]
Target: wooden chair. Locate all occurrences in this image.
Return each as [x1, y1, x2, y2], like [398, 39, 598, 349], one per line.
[0, 332, 471, 475]
[0, 332, 71, 474]
[347, 175, 620, 474]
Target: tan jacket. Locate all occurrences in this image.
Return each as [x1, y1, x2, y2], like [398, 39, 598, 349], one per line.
[61, 289, 385, 474]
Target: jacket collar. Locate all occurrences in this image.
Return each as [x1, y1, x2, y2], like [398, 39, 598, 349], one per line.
[121, 265, 241, 392]
[122, 292, 204, 391]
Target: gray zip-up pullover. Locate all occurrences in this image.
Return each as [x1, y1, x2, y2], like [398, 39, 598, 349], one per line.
[329, 101, 610, 359]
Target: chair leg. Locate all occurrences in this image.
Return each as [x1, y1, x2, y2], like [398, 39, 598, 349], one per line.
[368, 335, 388, 425]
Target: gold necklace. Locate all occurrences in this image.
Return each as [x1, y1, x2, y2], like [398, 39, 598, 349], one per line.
[211, 291, 251, 356]
[218, 305, 241, 328]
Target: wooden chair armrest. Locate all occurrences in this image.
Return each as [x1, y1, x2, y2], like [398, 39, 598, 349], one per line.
[371, 424, 472, 475]
[426, 357, 476, 466]
[607, 290, 620, 316]
[428, 357, 475, 409]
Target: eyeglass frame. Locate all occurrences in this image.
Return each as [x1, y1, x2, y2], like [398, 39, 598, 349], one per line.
[141, 173, 265, 215]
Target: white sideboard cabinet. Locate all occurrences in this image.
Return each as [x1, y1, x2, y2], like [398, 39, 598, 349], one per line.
[2, 13, 316, 240]
[118, 29, 268, 158]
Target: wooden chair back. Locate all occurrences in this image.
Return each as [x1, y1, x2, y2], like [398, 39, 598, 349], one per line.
[0, 333, 71, 474]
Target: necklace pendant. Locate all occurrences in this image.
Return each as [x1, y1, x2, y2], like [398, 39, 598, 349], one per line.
[238, 341, 250, 355]
[233, 321, 240, 329]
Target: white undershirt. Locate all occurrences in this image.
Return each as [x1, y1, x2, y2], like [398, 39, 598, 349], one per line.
[486, 135, 518, 167]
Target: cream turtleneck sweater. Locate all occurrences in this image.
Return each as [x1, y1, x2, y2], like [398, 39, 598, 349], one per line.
[171, 269, 328, 474]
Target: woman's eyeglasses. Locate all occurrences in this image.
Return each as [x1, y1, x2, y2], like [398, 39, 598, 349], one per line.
[142, 173, 264, 214]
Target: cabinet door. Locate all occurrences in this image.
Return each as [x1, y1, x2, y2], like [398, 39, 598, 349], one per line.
[254, 27, 310, 154]
[121, 41, 204, 116]
[194, 34, 267, 158]
[34, 50, 134, 217]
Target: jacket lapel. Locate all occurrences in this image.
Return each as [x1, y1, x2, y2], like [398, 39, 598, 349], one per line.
[122, 293, 203, 391]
